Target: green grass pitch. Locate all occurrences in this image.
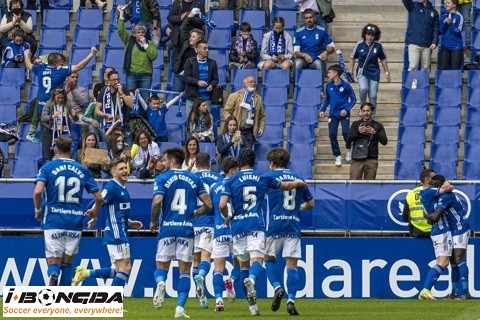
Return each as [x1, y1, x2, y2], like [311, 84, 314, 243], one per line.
[3, 298, 480, 319]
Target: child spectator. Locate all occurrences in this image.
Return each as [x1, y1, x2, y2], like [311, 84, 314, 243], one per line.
[258, 16, 294, 70]
[137, 91, 184, 143]
[1, 29, 29, 68]
[229, 22, 258, 69]
[319, 64, 357, 167]
[187, 98, 214, 142]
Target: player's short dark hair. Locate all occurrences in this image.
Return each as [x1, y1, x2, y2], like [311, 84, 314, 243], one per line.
[420, 168, 435, 183]
[195, 40, 208, 49]
[109, 157, 127, 172]
[327, 64, 343, 76]
[430, 174, 446, 188]
[303, 8, 315, 17]
[164, 147, 185, 166]
[195, 152, 210, 167]
[54, 136, 72, 154]
[238, 148, 255, 168]
[222, 157, 238, 173]
[360, 102, 375, 111]
[266, 147, 290, 168]
[47, 53, 64, 65]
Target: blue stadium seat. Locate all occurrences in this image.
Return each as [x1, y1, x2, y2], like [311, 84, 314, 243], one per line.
[70, 123, 84, 143]
[72, 28, 101, 49]
[106, 28, 125, 48]
[230, 68, 257, 92]
[18, 122, 31, 141]
[288, 124, 315, 144]
[262, 69, 290, 88]
[272, 0, 298, 10]
[465, 124, 480, 145]
[158, 142, 182, 151]
[397, 126, 426, 145]
[463, 160, 480, 180]
[25, 9, 38, 30]
[210, 104, 221, 126]
[165, 67, 174, 90]
[288, 160, 313, 179]
[464, 141, 480, 162]
[256, 124, 284, 144]
[262, 87, 288, 106]
[402, 70, 429, 89]
[0, 142, 8, 163]
[248, 29, 264, 48]
[208, 9, 234, 29]
[399, 106, 427, 127]
[208, 49, 228, 70]
[396, 143, 425, 162]
[10, 159, 39, 178]
[0, 106, 17, 124]
[77, 68, 93, 89]
[199, 142, 217, 164]
[48, 0, 73, 9]
[0, 68, 26, 89]
[70, 48, 96, 69]
[270, 9, 297, 30]
[42, 9, 70, 29]
[429, 160, 457, 180]
[435, 70, 462, 88]
[37, 48, 61, 57]
[263, 105, 286, 125]
[166, 123, 186, 144]
[294, 87, 322, 107]
[14, 141, 43, 161]
[103, 47, 125, 70]
[431, 125, 460, 144]
[76, 8, 103, 29]
[165, 105, 187, 124]
[217, 67, 227, 89]
[254, 160, 271, 172]
[466, 106, 480, 125]
[254, 142, 282, 161]
[473, 7, 480, 29]
[291, 106, 319, 125]
[295, 69, 323, 88]
[152, 68, 161, 89]
[156, 0, 172, 8]
[0, 86, 21, 107]
[394, 159, 425, 180]
[472, 29, 480, 50]
[153, 49, 164, 70]
[287, 142, 314, 162]
[468, 88, 480, 107]
[433, 106, 461, 127]
[207, 29, 232, 50]
[468, 70, 480, 88]
[239, 9, 266, 30]
[402, 88, 429, 107]
[430, 143, 459, 161]
[40, 29, 67, 49]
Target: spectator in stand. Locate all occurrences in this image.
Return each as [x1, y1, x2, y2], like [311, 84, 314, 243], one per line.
[182, 136, 200, 172]
[348, 23, 390, 115]
[294, 0, 328, 30]
[458, 0, 472, 61]
[1, 29, 29, 68]
[93, 67, 114, 100]
[82, 102, 104, 141]
[223, 76, 265, 150]
[293, 9, 335, 71]
[80, 0, 107, 11]
[172, 28, 204, 95]
[216, 115, 247, 166]
[130, 130, 161, 178]
[106, 131, 132, 175]
[137, 91, 184, 143]
[123, 0, 161, 46]
[117, 5, 158, 112]
[187, 99, 215, 142]
[258, 16, 294, 71]
[229, 22, 258, 70]
[0, 0, 37, 56]
[439, 0, 464, 70]
[40, 89, 79, 162]
[184, 40, 219, 116]
[402, 0, 439, 71]
[65, 72, 90, 114]
[74, 132, 107, 179]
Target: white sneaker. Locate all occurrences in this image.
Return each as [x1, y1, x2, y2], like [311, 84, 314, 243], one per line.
[243, 278, 257, 304]
[346, 149, 352, 162]
[335, 156, 342, 166]
[153, 281, 165, 309]
[174, 307, 190, 318]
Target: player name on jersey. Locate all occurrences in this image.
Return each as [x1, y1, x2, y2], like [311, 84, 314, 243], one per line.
[164, 173, 197, 189]
[51, 165, 86, 178]
[238, 174, 260, 182]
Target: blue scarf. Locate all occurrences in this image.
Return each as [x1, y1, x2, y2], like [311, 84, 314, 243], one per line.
[224, 133, 240, 157]
[269, 31, 284, 56]
[132, 0, 141, 23]
[200, 14, 217, 30]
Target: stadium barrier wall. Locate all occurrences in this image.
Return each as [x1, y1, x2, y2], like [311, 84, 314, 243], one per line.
[1, 180, 479, 232]
[0, 237, 479, 299]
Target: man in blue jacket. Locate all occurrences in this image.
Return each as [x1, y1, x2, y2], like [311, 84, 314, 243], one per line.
[402, 0, 439, 71]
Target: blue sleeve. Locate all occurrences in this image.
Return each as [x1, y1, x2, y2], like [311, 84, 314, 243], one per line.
[221, 178, 232, 196]
[453, 13, 463, 36]
[153, 176, 165, 196]
[320, 83, 330, 111]
[84, 172, 100, 194]
[345, 84, 357, 111]
[302, 186, 314, 202]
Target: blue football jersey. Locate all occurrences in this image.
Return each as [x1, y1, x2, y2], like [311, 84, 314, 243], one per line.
[210, 179, 231, 239]
[420, 188, 450, 236]
[101, 180, 131, 245]
[264, 169, 313, 238]
[32, 64, 71, 104]
[436, 192, 469, 236]
[153, 169, 207, 238]
[222, 169, 281, 235]
[35, 158, 99, 231]
[194, 169, 222, 227]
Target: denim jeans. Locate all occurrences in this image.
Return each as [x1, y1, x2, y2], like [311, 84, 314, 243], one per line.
[126, 72, 153, 100]
[172, 73, 185, 94]
[294, 58, 323, 71]
[357, 75, 379, 109]
[458, 2, 472, 48]
[328, 116, 350, 157]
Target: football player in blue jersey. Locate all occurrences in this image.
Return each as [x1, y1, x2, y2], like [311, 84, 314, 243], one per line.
[192, 152, 222, 309]
[150, 147, 213, 319]
[421, 175, 470, 300]
[72, 157, 143, 287]
[263, 147, 315, 315]
[33, 136, 103, 286]
[210, 157, 240, 312]
[219, 148, 307, 316]
[24, 47, 98, 142]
